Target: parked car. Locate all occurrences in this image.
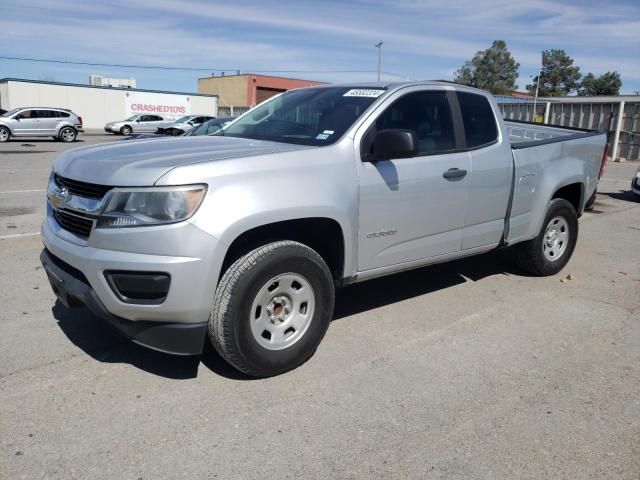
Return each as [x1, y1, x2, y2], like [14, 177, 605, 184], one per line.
[121, 117, 236, 141]
[186, 116, 235, 136]
[632, 165, 640, 200]
[40, 82, 608, 377]
[0, 107, 83, 142]
[156, 115, 216, 136]
[104, 114, 173, 135]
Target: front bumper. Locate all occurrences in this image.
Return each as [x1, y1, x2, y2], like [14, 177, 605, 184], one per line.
[41, 249, 208, 355]
[40, 216, 226, 355]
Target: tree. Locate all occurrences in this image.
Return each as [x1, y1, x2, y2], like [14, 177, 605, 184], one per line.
[578, 71, 622, 96]
[454, 40, 519, 95]
[527, 49, 581, 96]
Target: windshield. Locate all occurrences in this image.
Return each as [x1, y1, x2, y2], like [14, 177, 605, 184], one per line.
[173, 116, 192, 124]
[222, 87, 386, 146]
[125, 115, 138, 121]
[1, 108, 21, 118]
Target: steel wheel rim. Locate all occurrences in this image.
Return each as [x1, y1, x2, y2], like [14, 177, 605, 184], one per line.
[542, 216, 569, 262]
[0, 129, 8, 141]
[123, 127, 131, 135]
[61, 128, 74, 142]
[249, 272, 315, 351]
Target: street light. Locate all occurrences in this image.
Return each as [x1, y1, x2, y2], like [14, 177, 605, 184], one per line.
[531, 69, 542, 122]
[375, 41, 383, 81]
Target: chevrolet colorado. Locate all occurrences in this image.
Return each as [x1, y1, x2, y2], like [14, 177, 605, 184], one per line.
[41, 82, 608, 376]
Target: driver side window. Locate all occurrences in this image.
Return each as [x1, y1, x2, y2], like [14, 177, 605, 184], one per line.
[16, 110, 33, 119]
[367, 91, 456, 156]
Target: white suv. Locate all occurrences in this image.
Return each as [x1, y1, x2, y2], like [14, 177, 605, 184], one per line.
[0, 108, 83, 142]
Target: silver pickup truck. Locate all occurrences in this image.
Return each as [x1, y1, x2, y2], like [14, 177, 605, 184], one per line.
[40, 82, 608, 377]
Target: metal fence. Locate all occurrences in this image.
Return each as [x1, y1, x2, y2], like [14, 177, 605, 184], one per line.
[499, 100, 640, 161]
[217, 106, 251, 117]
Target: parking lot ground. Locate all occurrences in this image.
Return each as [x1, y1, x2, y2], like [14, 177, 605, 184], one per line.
[1, 136, 639, 479]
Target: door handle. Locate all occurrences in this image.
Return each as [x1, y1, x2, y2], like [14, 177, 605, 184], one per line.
[443, 168, 467, 180]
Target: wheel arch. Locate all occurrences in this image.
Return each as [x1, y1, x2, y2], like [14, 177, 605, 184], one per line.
[551, 181, 584, 216]
[219, 217, 347, 283]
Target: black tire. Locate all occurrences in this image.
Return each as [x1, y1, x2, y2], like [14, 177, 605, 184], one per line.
[209, 241, 335, 377]
[584, 189, 597, 211]
[58, 127, 77, 142]
[0, 126, 10, 143]
[513, 198, 578, 276]
[120, 125, 132, 136]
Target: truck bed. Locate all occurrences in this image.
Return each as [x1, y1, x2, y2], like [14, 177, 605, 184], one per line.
[504, 119, 604, 149]
[504, 119, 608, 246]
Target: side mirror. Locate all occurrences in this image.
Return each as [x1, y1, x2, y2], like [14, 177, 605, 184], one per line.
[369, 129, 418, 161]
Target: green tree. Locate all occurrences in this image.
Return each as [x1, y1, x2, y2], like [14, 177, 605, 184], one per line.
[578, 71, 622, 96]
[527, 49, 581, 96]
[454, 40, 519, 95]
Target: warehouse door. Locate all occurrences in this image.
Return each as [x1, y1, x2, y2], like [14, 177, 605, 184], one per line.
[256, 87, 285, 104]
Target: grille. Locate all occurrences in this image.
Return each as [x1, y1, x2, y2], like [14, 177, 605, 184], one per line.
[54, 174, 113, 200]
[54, 210, 94, 238]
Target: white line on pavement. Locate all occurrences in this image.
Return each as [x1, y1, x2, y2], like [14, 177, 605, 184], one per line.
[598, 178, 631, 183]
[0, 168, 50, 171]
[0, 232, 40, 240]
[0, 189, 46, 194]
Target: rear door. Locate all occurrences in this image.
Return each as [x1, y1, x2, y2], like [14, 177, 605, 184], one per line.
[36, 110, 60, 135]
[136, 115, 164, 132]
[355, 88, 471, 271]
[456, 92, 513, 250]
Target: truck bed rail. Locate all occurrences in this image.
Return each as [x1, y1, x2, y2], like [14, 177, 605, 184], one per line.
[505, 119, 604, 149]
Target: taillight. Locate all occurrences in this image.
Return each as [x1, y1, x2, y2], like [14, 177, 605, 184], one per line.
[599, 143, 609, 179]
[77, 116, 83, 125]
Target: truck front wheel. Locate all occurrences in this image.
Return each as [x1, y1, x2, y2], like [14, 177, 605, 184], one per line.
[209, 241, 335, 377]
[513, 198, 578, 276]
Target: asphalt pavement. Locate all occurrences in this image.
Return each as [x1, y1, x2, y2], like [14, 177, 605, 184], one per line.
[1, 134, 639, 479]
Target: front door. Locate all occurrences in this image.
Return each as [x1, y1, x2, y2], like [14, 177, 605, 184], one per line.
[356, 89, 470, 272]
[12, 110, 40, 136]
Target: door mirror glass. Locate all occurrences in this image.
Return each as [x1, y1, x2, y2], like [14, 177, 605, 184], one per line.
[370, 129, 418, 161]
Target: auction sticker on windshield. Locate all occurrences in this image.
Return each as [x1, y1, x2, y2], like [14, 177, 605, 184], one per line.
[343, 89, 385, 97]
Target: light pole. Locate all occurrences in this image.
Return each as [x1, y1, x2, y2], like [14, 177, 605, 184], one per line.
[375, 41, 383, 81]
[532, 69, 541, 122]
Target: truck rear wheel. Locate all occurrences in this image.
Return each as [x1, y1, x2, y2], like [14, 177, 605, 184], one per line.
[209, 241, 335, 377]
[513, 198, 578, 276]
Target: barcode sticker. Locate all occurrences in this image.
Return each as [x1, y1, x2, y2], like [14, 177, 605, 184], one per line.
[343, 89, 385, 98]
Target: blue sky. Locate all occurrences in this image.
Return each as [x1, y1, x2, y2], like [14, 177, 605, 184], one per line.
[1, 0, 639, 94]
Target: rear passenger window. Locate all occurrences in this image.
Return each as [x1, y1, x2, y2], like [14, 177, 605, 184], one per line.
[373, 91, 455, 155]
[457, 92, 498, 148]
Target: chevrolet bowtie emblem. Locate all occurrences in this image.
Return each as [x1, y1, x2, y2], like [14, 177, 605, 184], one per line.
[49, 187, 69, 209]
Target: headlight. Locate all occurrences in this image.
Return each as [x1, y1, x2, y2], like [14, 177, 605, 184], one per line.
[97, 185, 207, 228]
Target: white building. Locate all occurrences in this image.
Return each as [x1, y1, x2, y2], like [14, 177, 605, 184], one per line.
[89, 75, 137, 89]
[0, 78, 218, 130]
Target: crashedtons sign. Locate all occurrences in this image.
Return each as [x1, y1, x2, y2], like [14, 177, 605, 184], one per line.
[125, 91, 191, 120]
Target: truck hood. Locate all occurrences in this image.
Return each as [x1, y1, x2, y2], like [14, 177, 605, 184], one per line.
[53, 136, 311, 186]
